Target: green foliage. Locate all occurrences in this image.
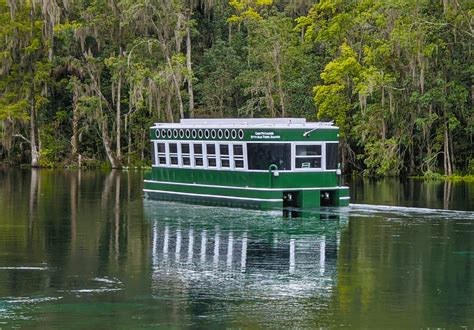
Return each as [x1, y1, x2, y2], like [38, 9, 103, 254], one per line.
[361, 138, 401, 177]
[468, 159, 474, 175]
[0, 0, 471, 176]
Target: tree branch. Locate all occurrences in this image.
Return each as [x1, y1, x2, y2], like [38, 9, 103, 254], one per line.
[13, 134, 31, 144]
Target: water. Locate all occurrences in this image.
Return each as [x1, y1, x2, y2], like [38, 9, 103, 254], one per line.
[0, 169, 473, 328]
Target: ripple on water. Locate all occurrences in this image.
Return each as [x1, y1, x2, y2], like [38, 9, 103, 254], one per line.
[0, 266, 48, 271]
[3, 296, 63, 304]
[349, 203, 474, 220]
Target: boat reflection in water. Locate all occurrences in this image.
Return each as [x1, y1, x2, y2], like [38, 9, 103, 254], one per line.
[145, 200, 348, 309]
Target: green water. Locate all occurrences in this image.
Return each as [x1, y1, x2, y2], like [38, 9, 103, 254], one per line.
[0, 169, 473, 328]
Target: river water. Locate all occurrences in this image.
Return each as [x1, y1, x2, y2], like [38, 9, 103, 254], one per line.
[0, 169, 473, 328]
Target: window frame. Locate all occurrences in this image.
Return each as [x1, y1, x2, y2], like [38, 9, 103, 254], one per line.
[156, 141, 168, 167]
[168, 142, 180, 167]
[180, 142, 192, 167]
[219, 143, 231, 169]
[205, 142, 218, 169]
[292, 142, 326, 171]
[232, 143, 246, 170]
[192, 143, 204, 168]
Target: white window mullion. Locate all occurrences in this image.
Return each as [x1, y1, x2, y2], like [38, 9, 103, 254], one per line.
[203, 143, 208, 168]
[243, 143, 248, 170]
[291, 143, 295, 171]
[190, 143, 195, 167]
[229, 142, 235, 170]
[216, 143, 221, 170]
[177, 142, 182, 167]
[165, 142, 170, 167]
[322, 143, 326, 171]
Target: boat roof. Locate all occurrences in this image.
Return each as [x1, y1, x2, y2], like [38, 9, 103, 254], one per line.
[152, 118, 338, 129]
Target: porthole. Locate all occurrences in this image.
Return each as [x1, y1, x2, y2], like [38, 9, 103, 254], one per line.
[155, 129, 160, 139]
[204, 129, 210, 139]
[210, 129, 217, 139]
[179, 129, 185, 138]
[173, 129, 178, 138]
[198, 129, 203, 139]
[224, 129, 230, 139]
[185, 129, 191, 139]
[217, 129, 223, 139]
[238, 129, 244, 140]
[192, 129, 197, 139]
[167, 129, 172, 138]
[231, 129, 237, 140]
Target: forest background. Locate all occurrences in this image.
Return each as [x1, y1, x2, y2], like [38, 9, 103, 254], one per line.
[0, 0, 472, 177]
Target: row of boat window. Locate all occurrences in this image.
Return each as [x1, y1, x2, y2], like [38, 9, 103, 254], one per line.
[155, 142, 245, 169]
[153, 142, 338, 171]
[155, 128, 245, 140]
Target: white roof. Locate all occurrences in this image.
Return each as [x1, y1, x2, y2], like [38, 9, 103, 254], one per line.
[152, 118, 337, 129]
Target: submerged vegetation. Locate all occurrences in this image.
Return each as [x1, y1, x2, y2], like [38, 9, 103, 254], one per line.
[0, 0, 472, 176]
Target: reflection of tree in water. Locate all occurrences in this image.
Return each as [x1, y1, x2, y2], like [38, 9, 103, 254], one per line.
[0, 170, 148, 299]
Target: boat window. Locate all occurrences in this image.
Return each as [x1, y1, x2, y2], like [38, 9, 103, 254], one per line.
[193, 143, 204, 167]
[326, 143, 338, 170]
[295, 144, 322, 169]
[157, 142, 166, 165]
[220, 144, 230, 168]
[169, 143, 178, 165]
[181, 143, 191, 166]
[169, 143, 177, 153]
[247, 143, 291, 170]
[206, 144, 217, 167]
[220, 144, 229, 155]
[233, 144, 244, 169]
[296, 145, 321, 156]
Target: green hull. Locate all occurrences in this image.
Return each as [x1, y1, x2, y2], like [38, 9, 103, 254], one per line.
[143, 167, 350, 210]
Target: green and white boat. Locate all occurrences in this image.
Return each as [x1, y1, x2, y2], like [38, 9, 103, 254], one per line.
[144, 118, 349, 209]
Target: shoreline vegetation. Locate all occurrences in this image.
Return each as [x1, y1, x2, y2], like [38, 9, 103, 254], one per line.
[1, 1, 472, 177]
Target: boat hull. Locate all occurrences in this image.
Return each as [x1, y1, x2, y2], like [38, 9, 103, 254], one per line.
[143, 178, 350, 210]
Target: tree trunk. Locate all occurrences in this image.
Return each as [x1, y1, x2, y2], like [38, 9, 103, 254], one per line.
[166, 56, 184, 119]
[275, 65, 286, 117]
[127, 129, 131, 166]
[265, 85, 275, 118]
[29, 8, 39, 168]
[219, 82, 224, 118]
[443, 119, 452, 176]
[166, 92, 174, 122]
[71, 85, 79, 163]
[141, 130, 145, 161]
[30, 75, 40, 167]
[173, 73, 185, 119]
[186, 23, 194, 118]
[99, 100, 120, 168]
[341, 142, 347, 174]
[116, 73, 122, 162]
